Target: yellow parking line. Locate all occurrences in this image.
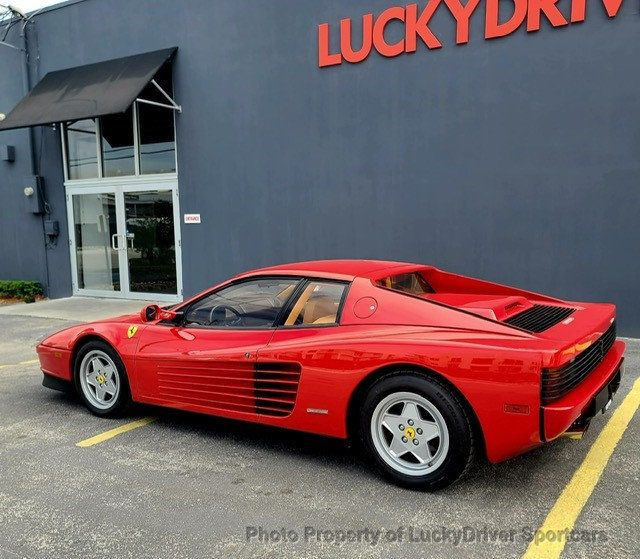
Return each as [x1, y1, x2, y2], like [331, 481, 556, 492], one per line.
[76, 417, 157, 448]
[522, 378, 640, 559]
[0, 359, 39, 369]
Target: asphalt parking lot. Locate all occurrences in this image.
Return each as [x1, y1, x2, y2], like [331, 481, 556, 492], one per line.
[0, 311, 638, 559]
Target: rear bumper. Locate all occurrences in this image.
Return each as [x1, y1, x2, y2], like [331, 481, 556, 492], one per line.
[543, 340, 625, 441]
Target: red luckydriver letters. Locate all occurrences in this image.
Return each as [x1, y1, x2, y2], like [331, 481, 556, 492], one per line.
[318, 0, 626, 67]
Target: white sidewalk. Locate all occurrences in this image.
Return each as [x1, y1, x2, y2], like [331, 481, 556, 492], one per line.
[0, 297, 155, 322]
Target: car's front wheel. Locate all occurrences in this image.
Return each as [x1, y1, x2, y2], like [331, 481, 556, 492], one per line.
[359, 373, 475, 490]
[74, 340, 130, 416]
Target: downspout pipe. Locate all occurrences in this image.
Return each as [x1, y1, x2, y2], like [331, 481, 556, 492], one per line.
[19, 18, 51, 295]
[19, 19, 36, 175]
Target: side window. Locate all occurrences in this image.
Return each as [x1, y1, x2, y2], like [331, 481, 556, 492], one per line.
[184, 278, 299, 328]
[285, 281, 347, 326]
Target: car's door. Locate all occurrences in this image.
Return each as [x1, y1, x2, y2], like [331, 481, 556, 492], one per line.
[133, 276, 301, 417]
[255, 279, 352, 430]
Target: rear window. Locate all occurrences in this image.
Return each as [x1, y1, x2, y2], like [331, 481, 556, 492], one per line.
[377, 272, 434, 295]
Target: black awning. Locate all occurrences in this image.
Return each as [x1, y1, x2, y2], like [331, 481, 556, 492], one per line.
[0, 47, 177, 131]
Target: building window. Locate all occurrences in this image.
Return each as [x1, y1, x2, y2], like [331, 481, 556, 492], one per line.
[65, 119, 99, 180]
[100, 107, 135, 177]
[138, 64, 176, 175]
[62, 65, 177, 181]
[138, 103, 176, 174]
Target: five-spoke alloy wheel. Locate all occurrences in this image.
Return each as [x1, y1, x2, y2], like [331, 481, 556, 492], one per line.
[74, 340, 130, 416]
[359, 372, 475, 490]
[79, 350, 120, 410]
[371, 392, 450, 476]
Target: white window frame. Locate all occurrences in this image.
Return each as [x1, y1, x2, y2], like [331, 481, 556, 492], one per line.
[61, 98, 182, 302]
[60, 101, 179, 184]
[65, 177, 183, 303]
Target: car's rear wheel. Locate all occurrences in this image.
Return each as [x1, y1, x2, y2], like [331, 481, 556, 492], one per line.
[74, 340, 130, 416]
[359, 373, 475, 490]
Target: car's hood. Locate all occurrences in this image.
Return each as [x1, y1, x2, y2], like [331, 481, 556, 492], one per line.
[38, 312, 147, 350]
[98, 312, 144, 324]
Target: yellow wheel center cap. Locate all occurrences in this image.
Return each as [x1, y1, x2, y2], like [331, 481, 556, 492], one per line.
[404, 426, 416, 440]
[96, 374, 106, 385]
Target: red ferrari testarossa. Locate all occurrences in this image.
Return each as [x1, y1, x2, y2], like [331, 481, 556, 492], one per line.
[38, 260, 625, 489]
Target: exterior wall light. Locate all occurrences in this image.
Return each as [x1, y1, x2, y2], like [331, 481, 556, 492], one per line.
[24, 186, 34, 197]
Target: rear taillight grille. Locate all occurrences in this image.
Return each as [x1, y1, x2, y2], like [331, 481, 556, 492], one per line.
[505, 304, 575, 332]
[542, 321, 617, 404]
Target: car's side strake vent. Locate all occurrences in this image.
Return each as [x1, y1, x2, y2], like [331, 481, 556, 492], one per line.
[542, 321, 617, 404]
[254, 362, 301, 417]
[155, 360, 301, 418]
[504, 304, 575, 333]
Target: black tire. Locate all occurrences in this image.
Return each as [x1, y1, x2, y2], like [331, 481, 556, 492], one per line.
[73, 340, 131, 417]
[358, 372, 475, 490]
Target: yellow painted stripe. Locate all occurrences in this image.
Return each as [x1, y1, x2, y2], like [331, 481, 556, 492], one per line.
[522, 378, 640, 559]
[0, 359, 39, 369]
[76, 417, 156, 448]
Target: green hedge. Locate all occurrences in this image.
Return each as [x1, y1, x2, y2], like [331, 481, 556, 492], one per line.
[0, 280, 44, 302]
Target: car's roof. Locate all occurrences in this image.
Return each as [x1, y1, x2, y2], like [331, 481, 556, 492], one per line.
[242, 259, 428, 280]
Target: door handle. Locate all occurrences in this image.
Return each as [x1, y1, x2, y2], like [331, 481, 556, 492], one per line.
[111, 234, 127, 250]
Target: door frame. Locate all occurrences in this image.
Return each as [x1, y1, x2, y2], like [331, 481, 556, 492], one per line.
[65, 175, 183, 303]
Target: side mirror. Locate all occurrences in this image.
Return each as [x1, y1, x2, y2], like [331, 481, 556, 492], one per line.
[140, 304, 161, 322]
[140, 304, 182, 323]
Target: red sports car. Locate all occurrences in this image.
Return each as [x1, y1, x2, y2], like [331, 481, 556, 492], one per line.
[37, 260, 625, 489]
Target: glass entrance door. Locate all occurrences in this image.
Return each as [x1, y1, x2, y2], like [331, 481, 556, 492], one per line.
[72, 192, 121, 293]
[67, 181, 182, 302]
[124, 190, 177, 295]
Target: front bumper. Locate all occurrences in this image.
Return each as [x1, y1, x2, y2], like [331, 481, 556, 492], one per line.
[42, 373, 72, 392]
[36, 343, 72, 381]
[543, 340, 625, 441]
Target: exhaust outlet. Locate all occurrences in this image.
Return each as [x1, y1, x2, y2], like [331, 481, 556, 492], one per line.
[561, 418, 590, 440]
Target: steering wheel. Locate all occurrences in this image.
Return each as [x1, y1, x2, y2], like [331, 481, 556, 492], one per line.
[208, 304, 243, 326]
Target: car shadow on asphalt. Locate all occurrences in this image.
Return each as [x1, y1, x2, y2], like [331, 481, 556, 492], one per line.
[46, 389, 575, 495]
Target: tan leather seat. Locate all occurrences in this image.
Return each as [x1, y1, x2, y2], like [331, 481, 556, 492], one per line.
[312, 314, 337, 324]
[303, 296, 338, 324]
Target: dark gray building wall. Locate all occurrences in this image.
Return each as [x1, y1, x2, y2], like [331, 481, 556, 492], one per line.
[0, 29, 48, 294]
[0, 0, 638, 335]
[0, 24, 70, 298]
